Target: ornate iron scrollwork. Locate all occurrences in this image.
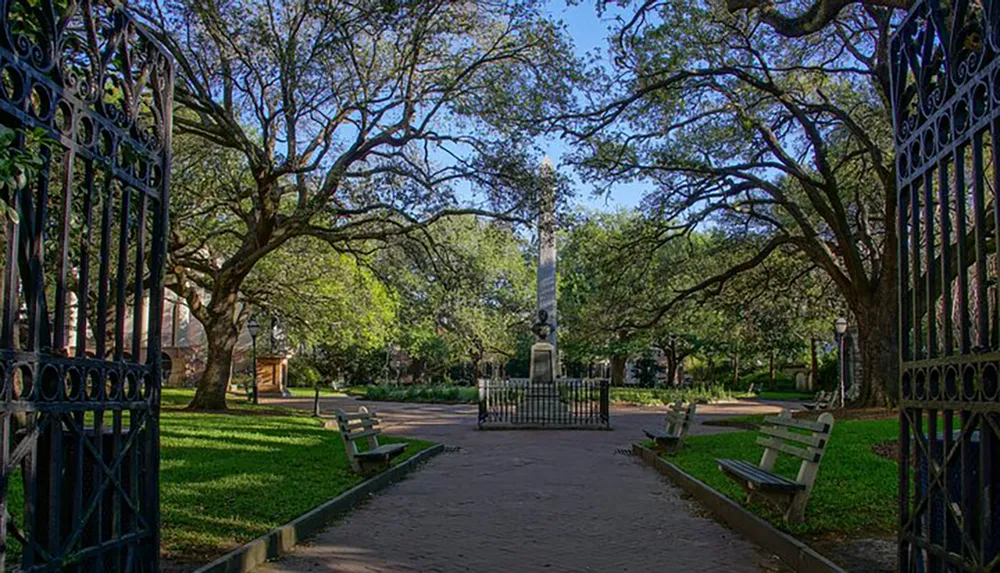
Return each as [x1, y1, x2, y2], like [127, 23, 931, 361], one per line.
[891, 1, 1000, 571]
[0, 0, 172, 570]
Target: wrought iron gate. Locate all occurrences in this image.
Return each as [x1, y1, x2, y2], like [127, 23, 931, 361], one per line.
[892, 1, 1000, 571]
[0, 0, 173, 569]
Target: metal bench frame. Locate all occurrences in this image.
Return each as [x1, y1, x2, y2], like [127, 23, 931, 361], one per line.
[644, 401, 697, 452]
[716, 409, 834, 523]
[335, 406, 408, 476]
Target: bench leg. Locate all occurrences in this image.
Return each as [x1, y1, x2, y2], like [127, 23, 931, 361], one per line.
[785, 492, 809, 523]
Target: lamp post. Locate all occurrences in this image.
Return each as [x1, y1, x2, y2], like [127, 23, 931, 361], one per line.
[248, 315, 260, 405]
[834, 317, 848, 408]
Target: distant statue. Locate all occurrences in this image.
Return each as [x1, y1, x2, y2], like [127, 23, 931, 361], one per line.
[531, 309, 552, 342]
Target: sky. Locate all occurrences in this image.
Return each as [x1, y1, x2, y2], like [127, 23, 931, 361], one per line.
[539, 1, 653, 212]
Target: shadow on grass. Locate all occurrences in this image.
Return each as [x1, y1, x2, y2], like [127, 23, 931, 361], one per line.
[158, 411, 431, 564]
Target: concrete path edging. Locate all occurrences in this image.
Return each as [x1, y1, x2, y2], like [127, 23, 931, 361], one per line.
[192, 444, 445, 573]
[632, 444, 846, 573]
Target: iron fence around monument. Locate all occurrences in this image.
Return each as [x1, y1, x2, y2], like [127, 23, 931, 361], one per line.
[477, 378, 610, 429]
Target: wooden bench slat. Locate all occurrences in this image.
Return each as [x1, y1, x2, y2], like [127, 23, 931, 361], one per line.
[344, 428, 381, 441]
[343, 419, 379, 430]
[764, 415, 830, 433]
[718, 459, 786, 486]
[755, 436, 820, 462]
[759, 425, 827, 448]
[644, 428, 680, 441]
[717, 459, 804, 492]
[355, 443, 408, 459]
[338, 411, 375, 420]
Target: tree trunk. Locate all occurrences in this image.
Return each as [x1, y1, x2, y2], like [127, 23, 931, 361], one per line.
[854, 292, 897, 407]
[187, 307, 240, 410]
[610, 354, 626, 385]
[732, 352, 740, 387]
[810, 336, 818, 390]
[768, 350, 775, 386]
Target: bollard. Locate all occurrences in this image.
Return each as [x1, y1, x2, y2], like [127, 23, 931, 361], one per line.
[313, 384, 321, 417]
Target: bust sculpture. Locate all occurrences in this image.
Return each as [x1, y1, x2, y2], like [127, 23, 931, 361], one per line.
[531, 309, 552, 342]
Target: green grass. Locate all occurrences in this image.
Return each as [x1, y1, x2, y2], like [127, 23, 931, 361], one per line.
[753, 390, 817, 401]
[656, 417, 899, 536]
[6, 389, 434, 566]
[361, 384, 479, 403]
[285, 386, 348, 398]
[610, 385, 733, 406]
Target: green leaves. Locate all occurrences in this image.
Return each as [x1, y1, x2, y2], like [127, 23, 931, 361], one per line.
[0, 126, 54, 224]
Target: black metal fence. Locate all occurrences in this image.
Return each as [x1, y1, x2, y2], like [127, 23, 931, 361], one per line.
[0, 0, 173, 570]
[477, 378, 610, 429]
[891, 1, 1000, 571]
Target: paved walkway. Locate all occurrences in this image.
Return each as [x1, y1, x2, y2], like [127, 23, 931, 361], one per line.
[255, 396, 787, 573]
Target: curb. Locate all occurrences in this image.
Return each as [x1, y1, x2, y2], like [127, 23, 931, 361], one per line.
[192, 443, 445, 573]
[632, 444, 846, 573]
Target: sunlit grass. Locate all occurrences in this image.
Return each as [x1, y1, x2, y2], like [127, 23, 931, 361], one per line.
[4, 388, 434, 567]
[653, 417, 898, 536]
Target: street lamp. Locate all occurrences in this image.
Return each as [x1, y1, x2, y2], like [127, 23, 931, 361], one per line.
[247, 315, 261, 405]
[834, 317, 848, 408]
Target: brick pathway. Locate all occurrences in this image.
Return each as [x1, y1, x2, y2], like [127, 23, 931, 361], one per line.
[255, 397, 786, 573]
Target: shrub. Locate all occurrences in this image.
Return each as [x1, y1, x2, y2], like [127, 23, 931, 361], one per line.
[609, 384, 732, 406]
[287, 356, 322, 387]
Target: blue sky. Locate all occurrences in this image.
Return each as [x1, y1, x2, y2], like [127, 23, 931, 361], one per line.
[540, 1, 652, 212]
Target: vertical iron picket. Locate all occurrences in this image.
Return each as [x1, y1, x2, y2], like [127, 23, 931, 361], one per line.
[891, 3, 1000, 570]
[0, 0, 173, 570]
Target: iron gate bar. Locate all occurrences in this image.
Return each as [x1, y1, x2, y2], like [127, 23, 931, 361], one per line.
[891, 1, 1000, 571]
[0, 0, 173, 570]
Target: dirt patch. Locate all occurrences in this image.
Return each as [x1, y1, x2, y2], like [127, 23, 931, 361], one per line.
[808, 534, 897, 572]
[162, 556, 208, 572]
[871, 439, 900, 463]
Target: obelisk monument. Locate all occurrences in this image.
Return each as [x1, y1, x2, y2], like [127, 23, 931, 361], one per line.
[529, 157, 559, 387]
[537, 157, 557, 355]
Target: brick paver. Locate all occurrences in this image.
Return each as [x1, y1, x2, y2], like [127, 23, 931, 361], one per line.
[255, 397, 785, 573]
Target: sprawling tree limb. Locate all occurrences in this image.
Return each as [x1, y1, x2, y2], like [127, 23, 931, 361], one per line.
[725, 0, 911, 37]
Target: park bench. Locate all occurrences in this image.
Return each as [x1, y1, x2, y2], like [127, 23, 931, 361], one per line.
[335, 406, 408, 476]
[643, 402, 697, 452]
[716, 409, 834, 523]
[803, 390, 833, 410]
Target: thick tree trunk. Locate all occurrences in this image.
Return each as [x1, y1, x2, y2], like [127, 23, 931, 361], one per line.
[610, 354, 626, 385]
[187, 308, 240, 410]
[854, 292, 898, 407]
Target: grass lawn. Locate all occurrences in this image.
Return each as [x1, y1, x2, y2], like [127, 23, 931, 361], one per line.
[656, 417, 899, 537]
[159, 389, 434, 564]
[752, 390, 817, 401]
[5, 389, 434, 567]
[285, 386, 349, 398]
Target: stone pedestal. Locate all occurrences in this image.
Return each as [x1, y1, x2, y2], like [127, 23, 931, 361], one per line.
[256, 354, 291, 397]
[161, 347, 187, 388]
[530, 342, 556, 384]
[520, 342, 567, 422]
